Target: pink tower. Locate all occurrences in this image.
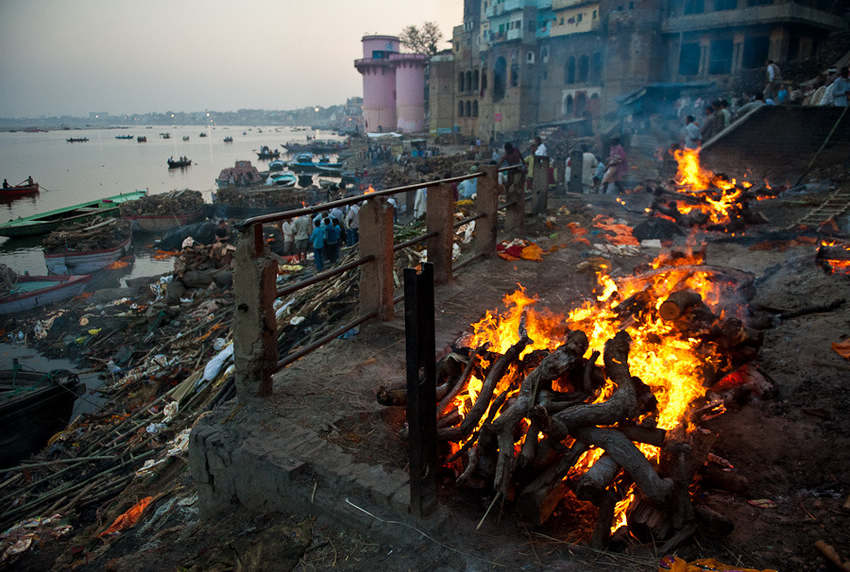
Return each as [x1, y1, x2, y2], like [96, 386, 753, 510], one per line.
[391, 53, 427, 133]
[354, 35, 400, 133]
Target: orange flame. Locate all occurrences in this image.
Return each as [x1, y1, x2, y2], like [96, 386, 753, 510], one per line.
[106, 259, 130, 270]
[672, 148, 745, 225]
[364, 185, 376, 195]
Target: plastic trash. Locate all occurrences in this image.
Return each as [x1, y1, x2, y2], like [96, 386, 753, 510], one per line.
[212, 337, 227, 351]
[289, 316, 306, 326]
[202, 342, 233, 382]
[145, 422, 166, 434]
[106, 360, 122, 375]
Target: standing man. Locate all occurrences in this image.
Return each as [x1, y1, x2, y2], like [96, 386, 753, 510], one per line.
[344, 203, 360, 246]
[700, 105, 719, 142]
[683, 115, 701, 149]
[310, 219, 325, 272]
[533, 136, 548, 157]
[293, 215, 310, 263]
[281, 218, 295, 257]
[831, 67, 849, 107]
[601, 137, 627, 195]
[323, 216, 340, 264]
[765, 60, 781, 100]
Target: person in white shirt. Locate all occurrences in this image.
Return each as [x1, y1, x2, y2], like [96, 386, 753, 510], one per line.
[414, 183, 427, 219]
[344, 204, 360, 245]
[293, 215, 311, 262]
[281, 219, 295, 256]
[533, 136, 548, 157]
[831, 66, 849, 107]
[682, 115, 701, 149]
[765, 60, 781, 99]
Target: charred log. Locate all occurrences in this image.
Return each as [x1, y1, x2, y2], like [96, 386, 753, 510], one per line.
[575, 453, 619, 503]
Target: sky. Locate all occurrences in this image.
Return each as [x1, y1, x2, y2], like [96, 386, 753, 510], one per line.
[0, 0, 461, 117]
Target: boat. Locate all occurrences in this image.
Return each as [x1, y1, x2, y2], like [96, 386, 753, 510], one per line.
[160, 132, 171, 139]
[265, 172, 297, 187]
[43, 218, 132, 274]
[66, 137, 88, 143]
[115, 134, 134, 140]
[199, 132, 207, 138]
[283, 140, 348, 154]
[167, 157, 192, 169]
[125, 209, 203, 233]
[268, 159, 286, 172]
[137, 136, 147, 143]
[0, 190, 147, 238]
[256, 145, 280, 160]
[0, 366, 84, 467]
[182, 135, 190, 141]
[1, 179, 39, 199]
[215, 160, 263, 189]
[223, 136, 233, 143]
[287, 153, 342, 175]
[0, 274, 91, 315]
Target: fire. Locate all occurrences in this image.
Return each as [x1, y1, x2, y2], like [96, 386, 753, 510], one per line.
[672, 148, 745, 225]
[106, 259, 130, 270]
[449, 248, 731, 534]
[364, 185, 376, 195]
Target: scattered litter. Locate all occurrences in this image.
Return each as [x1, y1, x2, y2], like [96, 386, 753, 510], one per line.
[98, 496, 154, 537]
[497, 239, 544, 262]
[747, 498, 777, 509]
[289, 316, 306, 326]
[659, 555, 777, 572]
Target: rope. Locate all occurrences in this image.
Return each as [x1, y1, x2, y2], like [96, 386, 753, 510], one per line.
[794, 105, 849, 187]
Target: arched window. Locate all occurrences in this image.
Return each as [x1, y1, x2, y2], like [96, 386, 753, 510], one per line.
[576, 92, 588, 115]
[565, 56, 576, 84]
[458, 100, 465, 117]
[578, 55, 589, 82]
[591, 52, 602, 83]
[465, 100, 472, 117]
[466, 71, 473, 92]
[493, 57, 507, 101]
[472, 100, 479, 117]
[459, 72, 465, 93]
[473, 69, 480, 91]
[565, 94, 574, 115]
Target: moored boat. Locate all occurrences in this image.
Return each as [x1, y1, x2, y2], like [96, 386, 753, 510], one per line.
[287, 153, 342, 175]
[115, 134, 134, 140]
[199, 132, 207, 138]
[44, 235, 131, 274]
[0, 367, 83, 468]
[43, 218, 133, 274]
[265, 172, 297, 187]
[182, 135, 190, 141]
[137, 136, 147, 143]
[223, 136, 233, 143]
[66, 137, 88, 143]
[268, 159, 285, 172]
[125, 210, 204, 233]
[0, 190, 147, 238]
[0, 274, 91, 315]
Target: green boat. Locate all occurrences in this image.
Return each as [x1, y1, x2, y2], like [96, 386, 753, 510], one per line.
[0, 190, 148, 238]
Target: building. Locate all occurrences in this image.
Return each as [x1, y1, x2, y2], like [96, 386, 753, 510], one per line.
[432, 0, 847, 138]
[354, 35, 427, 133]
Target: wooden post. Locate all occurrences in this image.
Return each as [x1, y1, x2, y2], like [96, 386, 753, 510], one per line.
[358, 199, 395, 320]
[474, 167, 499, 257]
[426, 183, 455, 284]
[404, 263, 437, 518]
[233, 224, 278, 399]
[532, 156, 549, 214]
[504, 169, 526, 235]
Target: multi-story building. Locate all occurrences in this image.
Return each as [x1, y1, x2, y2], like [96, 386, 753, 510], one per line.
[431, 0, 847, 138]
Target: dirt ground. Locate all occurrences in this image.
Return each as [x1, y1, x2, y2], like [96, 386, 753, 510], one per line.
[6, 184, 850, 571]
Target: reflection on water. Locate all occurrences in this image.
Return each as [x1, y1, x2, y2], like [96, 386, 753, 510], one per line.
[0, 125, 342, 276]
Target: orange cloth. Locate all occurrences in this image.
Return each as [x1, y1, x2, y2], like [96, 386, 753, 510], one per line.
[832, 339, 850, 360]
[659, 555, 778, 572]
[98, 496, 154, 537]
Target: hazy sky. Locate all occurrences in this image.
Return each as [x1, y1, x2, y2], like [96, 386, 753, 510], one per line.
[0, 0, 460, 117]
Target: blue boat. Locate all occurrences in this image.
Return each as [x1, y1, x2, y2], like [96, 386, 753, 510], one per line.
[268, 159, 286, 172]
[265, 172, 297, 187]
[287, 154, 342, 175]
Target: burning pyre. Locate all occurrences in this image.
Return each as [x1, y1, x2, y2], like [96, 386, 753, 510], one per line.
[390, 250, 765, 546]
[817, 240, 850, 275]
[648, 149, 775, 232]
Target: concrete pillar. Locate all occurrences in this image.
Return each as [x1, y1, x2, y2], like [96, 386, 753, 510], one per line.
[358, 199, 395, 320]
[532, 156, 549, 214]
[474, 167, 499, 257]
[233, 226, 278, 400]
[568, 150, 584, 194]
[426, 183, 455, 284]
[504, 171, 526, 235]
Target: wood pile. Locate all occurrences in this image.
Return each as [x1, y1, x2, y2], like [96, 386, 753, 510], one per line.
[119, 190, 204, 217]
[378, 262, 765, 548]
[648, 184, 773, 233]
[215, 186, 315, 209]
[42, 218, 131, 254]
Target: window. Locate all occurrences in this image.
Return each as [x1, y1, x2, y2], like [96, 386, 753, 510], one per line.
[493, 57, 507, 101]
[473, 69, 480, 90]
[714, 0, 737, 9]
[565, 94, 574, 115]
[742, 36, 770, 69]
[458, 101, 465, 117]
[591, 52, 602, 83]
[578, 55, 589, 82]
[541, 46, 549, 63]
[510, 62, 519, 87]
[593, 10, 598, 18]
[709, 38, 734, 75]
[459, 72, 465, 92]
[466, 101, 472, 117]
[481, 70, 488, 92]
[576, 92, 587, 115]
[577, 13, 583, 22]
[679, 42, 701, 75]
[683, 0, 704, 14]
[466, 70, 473, 92]
[565, 56, 576, 84]
[472, 100, 479, 117]
[527, 51, 535, 64]
[559, 17, 564, 24]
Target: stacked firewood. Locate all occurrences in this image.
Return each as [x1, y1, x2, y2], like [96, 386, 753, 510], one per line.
[648, 184, 772, 232]
[42, 218, 131, 254]
[378, 267, 765, 548]
[119, 189, 204, 216]
[215, 186, 315, 209]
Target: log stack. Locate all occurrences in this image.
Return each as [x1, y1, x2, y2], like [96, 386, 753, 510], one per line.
[42, 218, 131, 254]
[118, 189, 204, 217]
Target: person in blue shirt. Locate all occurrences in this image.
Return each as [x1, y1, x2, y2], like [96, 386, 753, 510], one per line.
[323, 216, 340, 264]
[311, 219, 325, 271]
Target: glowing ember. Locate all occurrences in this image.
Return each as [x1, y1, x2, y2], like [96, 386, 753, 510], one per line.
[672, 148, 746, 225]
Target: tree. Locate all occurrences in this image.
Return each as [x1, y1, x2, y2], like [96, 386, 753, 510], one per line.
[400, 22, 442, 56]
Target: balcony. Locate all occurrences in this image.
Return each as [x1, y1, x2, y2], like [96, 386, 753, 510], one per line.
[662, 3, 847, 34]
[485, 0, 527, 18]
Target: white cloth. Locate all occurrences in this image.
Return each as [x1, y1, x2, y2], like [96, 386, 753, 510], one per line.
[767, 63, 780, 82]
[831, 77, 849, 107]
[564, 153, 599, 190]
[293, 215, 310, 240]
[281, 220, 295, 242]
[683, 122, 701, 149]
[534, 143, 548, 157]
[414, 188, 427, 218]
[344, 204, 359, 229]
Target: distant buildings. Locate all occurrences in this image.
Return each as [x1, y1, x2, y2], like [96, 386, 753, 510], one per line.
[354, 35, 428, 133]
[431, 0, 848, 139]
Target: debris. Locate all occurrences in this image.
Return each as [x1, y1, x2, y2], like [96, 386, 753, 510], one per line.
[746, 499, 777, 509]
[98, 496, 155, 537]
[496, 239, 544, 262]
[832, 338, 850, 360]
[815, 540, 850, 572]
[658, 555, 778, 572]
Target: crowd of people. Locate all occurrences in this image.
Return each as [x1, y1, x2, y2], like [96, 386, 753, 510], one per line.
[279, 203, 361, 272]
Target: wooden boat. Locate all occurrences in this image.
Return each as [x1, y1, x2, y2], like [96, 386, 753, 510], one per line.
[0, 180, 39, 198]
[115, 134, 134, 140]
[288, 153, 343, 175]
[0, 190, 147, 238]
[265, 172, 297, 187]
[44, 235, 132, 274]
[268, 159, 285, 172]
[283, 140, 347, 154]
[125, 209, 203, 233]
[223, 136, 233, 143]
[66, 137, 88, 143]
[182, 135, 190, 141]
[160, 132, 170, 139]
[0, 274, 91, 314]
[0, 367, 83, 468]
[199, 132, 207, 138]
[167, 158, 192, 169]
[137, 136, 147, 143]
[256, 146, 280, 160]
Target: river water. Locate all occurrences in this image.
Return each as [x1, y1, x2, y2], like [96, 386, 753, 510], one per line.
[0, 124, 338, 277]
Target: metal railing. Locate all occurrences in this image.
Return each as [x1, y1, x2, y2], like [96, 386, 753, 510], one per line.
[231, 158, 551, 400]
